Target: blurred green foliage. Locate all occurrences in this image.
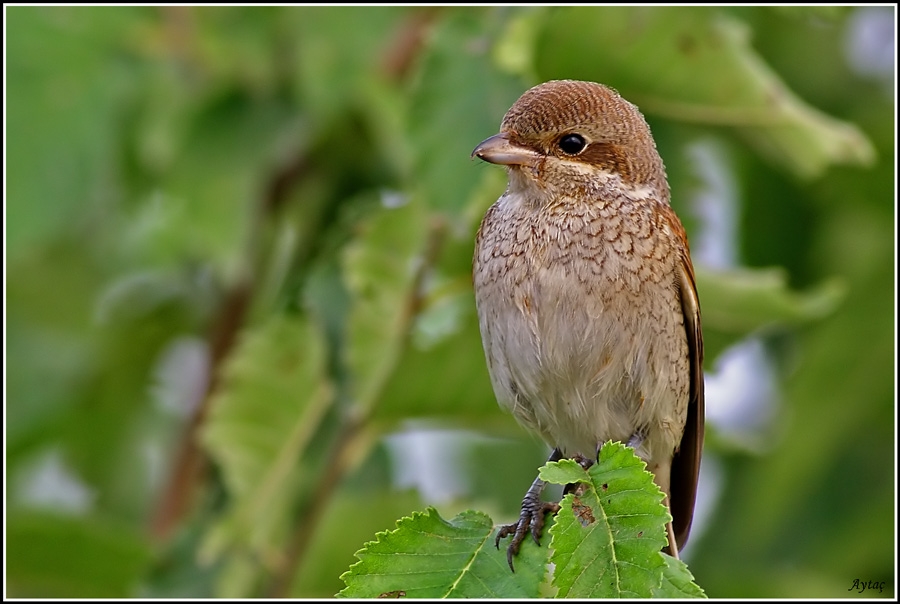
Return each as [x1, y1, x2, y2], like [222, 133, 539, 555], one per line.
[5, 5, 895, 599]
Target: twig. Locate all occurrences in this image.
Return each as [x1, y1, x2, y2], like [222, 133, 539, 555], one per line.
[381, 7, 441, 82]
[265, 216, 448, 597]
[149, 144, 312, 541]
[149, 281, 252, 540]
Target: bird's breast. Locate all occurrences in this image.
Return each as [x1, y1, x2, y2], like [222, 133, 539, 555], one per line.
[476, 190, 674, 298]
[473, 190, 688, 458]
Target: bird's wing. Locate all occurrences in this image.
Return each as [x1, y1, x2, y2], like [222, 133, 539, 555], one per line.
[664, 206, 705, 550]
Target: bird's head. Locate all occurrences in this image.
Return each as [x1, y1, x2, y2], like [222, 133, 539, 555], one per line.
[472, 80, 669, 204]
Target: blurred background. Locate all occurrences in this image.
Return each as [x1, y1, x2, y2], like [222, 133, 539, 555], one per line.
[5, 5, 895, 598]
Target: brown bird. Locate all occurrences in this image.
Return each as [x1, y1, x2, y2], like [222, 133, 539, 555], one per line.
[471, 80, 704, 570]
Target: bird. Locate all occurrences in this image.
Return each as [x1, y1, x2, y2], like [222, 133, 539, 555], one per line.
[471, 80, 704, 571]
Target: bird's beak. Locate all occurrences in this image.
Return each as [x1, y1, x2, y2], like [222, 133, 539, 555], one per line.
[471, 133, 540, 167]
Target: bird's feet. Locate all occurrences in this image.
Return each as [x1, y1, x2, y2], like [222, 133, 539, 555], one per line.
[495, 495, 561, 572]
[571, 452, 596, 470]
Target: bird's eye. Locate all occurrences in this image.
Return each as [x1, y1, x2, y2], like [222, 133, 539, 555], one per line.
[557, 133, 587, 155]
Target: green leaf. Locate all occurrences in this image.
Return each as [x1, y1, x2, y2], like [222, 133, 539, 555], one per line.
[697, 266, 843, 330]
[533, 7, 874, 179]
[337, 507, 546, 598]
[374, 293, 501, 420]
[542, 444, 669, 598]
[654, 554, 707, 598]
[289, 489, 427, 598]
[200, 314, 333, 567]
[342, 198, 429, 411]
[538, 457, 590, 486]
[696, 265, 845, 362]
[336, 446, 706, 598]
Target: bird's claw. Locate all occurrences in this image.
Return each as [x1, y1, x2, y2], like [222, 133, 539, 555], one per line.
[571, 452, 596, 470]
[495, 499, 561, 572]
